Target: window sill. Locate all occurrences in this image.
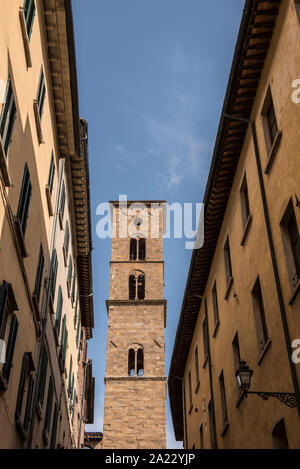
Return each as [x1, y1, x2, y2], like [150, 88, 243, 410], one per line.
[33, 100, 44, 145]
[257, 337, 272, 365]
[19, 8, 32, 68]
[45, 185, 53, 217]
[212, 319, 220, 338]
[264, 130, 282, 175]
[241, 214, 253, 246]
[203, 354, 208, 369]
[221, 421, 229, 437]
[288, 279, 300, 306]
[0, 135, 11, 187]
[13, 216, 28, 258]
[224, 277, 234, 300]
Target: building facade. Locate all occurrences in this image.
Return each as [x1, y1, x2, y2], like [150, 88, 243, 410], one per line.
[0, 0, 94, 448]
[102, 201, 167, 449]
[169, 0, 300, 449]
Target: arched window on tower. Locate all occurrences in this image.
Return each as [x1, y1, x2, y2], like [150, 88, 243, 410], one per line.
[137, 275, 145, 300]
[128, 349, 135, 377]
[129, 275, 136, 300]
[137, 349, 144, 377]
[272, 419, 289, 449]
[139, 238, 146, 261]
[130, 239, 137, 261]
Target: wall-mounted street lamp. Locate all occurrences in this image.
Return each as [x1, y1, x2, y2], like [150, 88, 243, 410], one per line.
[235, 361, 297, 408]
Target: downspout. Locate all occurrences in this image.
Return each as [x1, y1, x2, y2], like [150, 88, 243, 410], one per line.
[27, 159, 66, 448]
[224, 112, 300, 418]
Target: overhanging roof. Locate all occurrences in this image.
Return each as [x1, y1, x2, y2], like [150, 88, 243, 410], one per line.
[42, 0, 94, 338]
[168, 0, 281, 441]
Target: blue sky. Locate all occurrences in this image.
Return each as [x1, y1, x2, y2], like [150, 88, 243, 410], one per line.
[72, 0, 245, 449]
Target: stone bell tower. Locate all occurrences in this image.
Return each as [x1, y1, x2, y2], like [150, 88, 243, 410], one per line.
[102, 200, 167, 449]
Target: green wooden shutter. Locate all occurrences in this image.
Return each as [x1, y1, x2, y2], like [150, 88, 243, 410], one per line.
[44, 377, 53, 433]
[37, 343, 48, 406]
[0, 78, 17, 156]
[24, 0, 36, 40]
[68, 355, 72, 394]
[36, 67, 46, 118]
[48, 152, 55, 195]
[23, 373, 34, 432]
[50, 403, 58, 449]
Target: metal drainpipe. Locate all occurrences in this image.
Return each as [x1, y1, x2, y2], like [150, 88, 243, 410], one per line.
[27, 159, 66, 448]
[224, 112, 300, 418]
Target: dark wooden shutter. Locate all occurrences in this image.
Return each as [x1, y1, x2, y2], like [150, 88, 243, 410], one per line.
[15, 353, 29, 422]
[55, 287, 63, 335]
[23, 373, 34, 432]
[2, 314, 19, 384]
[37, 343, 48, 406]
[17, 164, 32, 236]
[44, 377, 53, 433]
[0, 281, 9, 340]
[50, 403, 59, 449]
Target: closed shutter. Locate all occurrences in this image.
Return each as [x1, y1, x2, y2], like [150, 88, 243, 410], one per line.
[0, 79, 17, 156]
[36, 68, 46, 118]
[23, 373, 34, 432]
[50, 403, 58, 449]
[64, 221, 70, 258]
[55, 287, 63, 335]
[2, 314, 19, 383]
[48, 152, 55, 195]
[15, 353, 29, 422]
[50, 250, 58, 300]
[0, 281, 9, 339]
[44, 377, 53, 433]
[37, 343, 48, 406]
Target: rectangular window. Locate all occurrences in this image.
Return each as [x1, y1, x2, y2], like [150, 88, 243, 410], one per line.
[67, 256, 73, 287]
[17, 164, 32, 236]
[240, 174, 251, 230]
[199, 424, 204, 449]
[64, 221, 70, 260]
[224, 237, 233, 284]
[33, 244, 44, 304]
[76, 312, 81, 349]
[60, 181, 66, 220]
[68, 355, 73, 397]
[55, 287, 63, 336]
[208, 400, 217, 449]
[24, 0, 36, 40]
[252, 277, 269, 351]
[232, 332, 241, 374]
[15, 352, 35, 437]
[61, 315, 68, 367]
[44, 376, 54, 436]
[36, 67, 46, 119]
[219, 371, 229, 431]
[37, 343, 48, 407]
[188, 370, 193, 413]
[296, 1, 300, 23]
[50, 403, 59, 449]
[212, 281, 219, 327]
[261, 87, 280, 157]
[49, 249, 58, 302]
[194, 346, 200, 391]
[280, 200, 300, 291]
[71, 269, 76, 306]
[0, 282, 19, 389]
[0, 77, 17, 156]
[48, 152, 55, 195]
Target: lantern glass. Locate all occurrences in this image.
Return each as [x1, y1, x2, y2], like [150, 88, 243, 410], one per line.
[236, 362, 253, 390]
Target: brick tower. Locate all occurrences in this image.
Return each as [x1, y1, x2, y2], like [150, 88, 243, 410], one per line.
[102, 200, 167, 449]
